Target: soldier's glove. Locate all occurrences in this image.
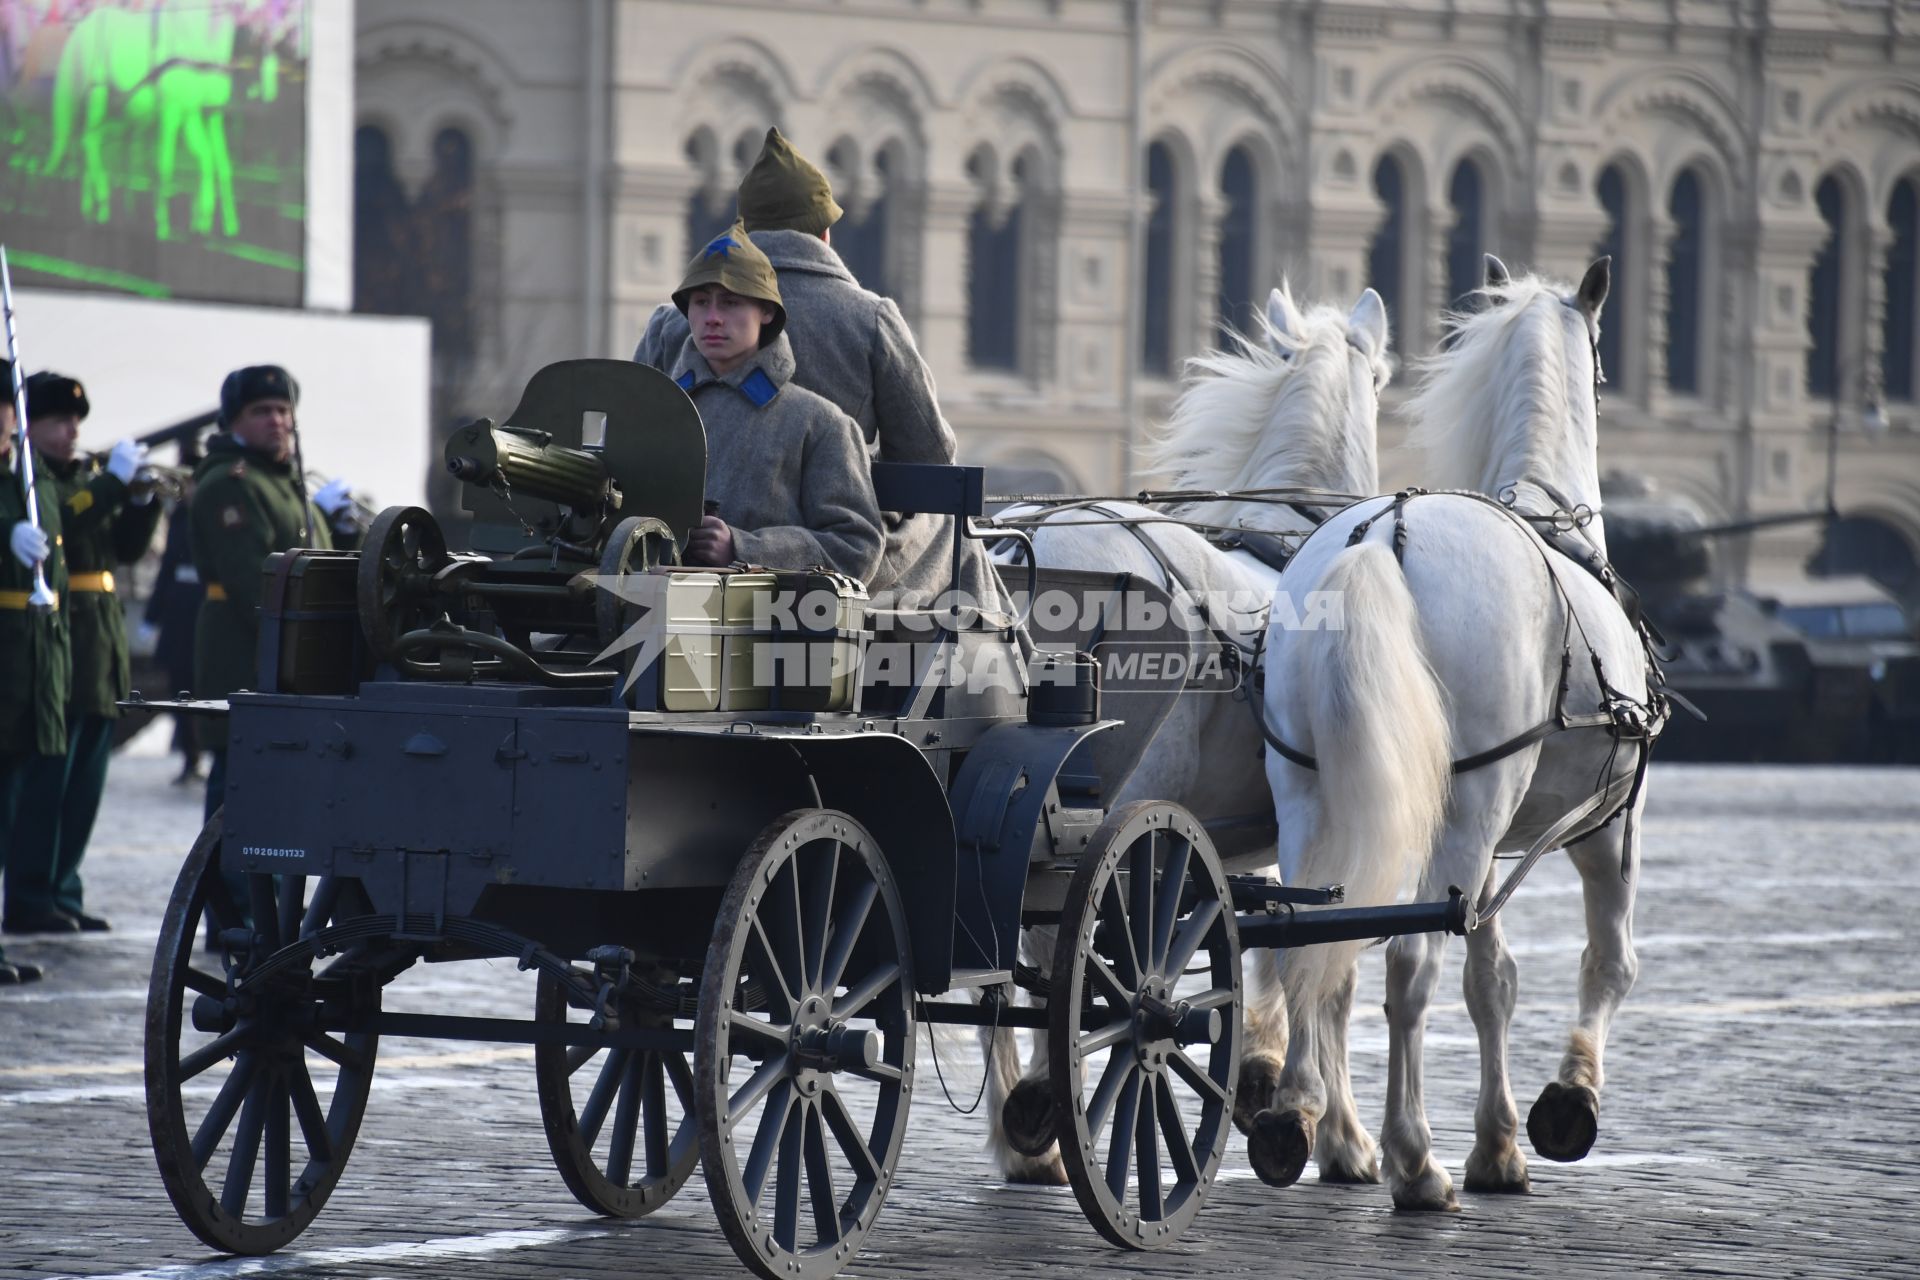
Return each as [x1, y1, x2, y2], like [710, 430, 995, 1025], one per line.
[313, 478, 354, 517]
[8, 521, 49, 568]
[107, 439, 148, 485]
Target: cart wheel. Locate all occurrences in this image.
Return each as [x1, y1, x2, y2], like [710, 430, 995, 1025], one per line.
[696, 809, 915, 1280]
[357, 504, 449, 660]
[533, 970, 699, 1217]
[1049, 801, 1242, 1250]
[145, 811, 381, 1255]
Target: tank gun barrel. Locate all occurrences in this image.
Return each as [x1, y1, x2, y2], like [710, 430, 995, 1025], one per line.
[445, 418, 612, 512]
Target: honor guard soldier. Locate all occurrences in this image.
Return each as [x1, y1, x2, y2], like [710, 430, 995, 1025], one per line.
[636, 128, 1005, 619]
[4, 372, 161, 935]
[0, 358, 67, 982]
[668, 225, 883, 581]
[190, 366, 360, 818]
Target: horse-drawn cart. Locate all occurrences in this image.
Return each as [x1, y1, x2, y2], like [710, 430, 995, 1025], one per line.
[138, 360, 1470, 1279]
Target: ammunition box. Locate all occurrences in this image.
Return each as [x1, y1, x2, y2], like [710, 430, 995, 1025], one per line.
[658, 572, 726, 711]
[259, 550, 364, 695]
[719, 571, 869, 713]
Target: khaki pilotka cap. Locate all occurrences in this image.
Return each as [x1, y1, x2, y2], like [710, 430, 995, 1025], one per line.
[738, 127, 843, 236]
[672, 221, 788, 345]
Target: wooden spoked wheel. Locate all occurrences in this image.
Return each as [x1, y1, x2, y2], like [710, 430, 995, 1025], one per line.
[144, 813, 380, 1255]
[696, 809, 916, 1280]
[533, 970, 699, 1217]
[1049, 801, 1242, 1250]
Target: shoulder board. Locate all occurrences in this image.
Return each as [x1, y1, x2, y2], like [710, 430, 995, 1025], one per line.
[66, 489, 95, 516]
[740, 369, 780, 408]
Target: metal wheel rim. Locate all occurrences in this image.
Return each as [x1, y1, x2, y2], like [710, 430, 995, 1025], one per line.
[144, 812, 380, 1255]
[532, 970, 699, 1218]
[1048, 801, 1242, 1251]
[696, 809, 916, 1280]
[594, 515, 678, 653]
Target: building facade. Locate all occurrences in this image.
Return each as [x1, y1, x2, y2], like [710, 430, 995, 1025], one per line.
[354, 0, 1920, 600]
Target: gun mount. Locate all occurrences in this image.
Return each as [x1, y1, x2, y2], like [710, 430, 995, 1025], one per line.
[279, 361, 707, 693]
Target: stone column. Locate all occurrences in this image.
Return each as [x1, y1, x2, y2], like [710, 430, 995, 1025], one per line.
[1192, 195, 1225, 355]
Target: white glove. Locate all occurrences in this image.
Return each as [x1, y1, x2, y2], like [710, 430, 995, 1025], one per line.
[135, 620, 161, 654]
[107, 439, 148, 485]
[9, 521, 48, 568]
[313, 477, 354, 517]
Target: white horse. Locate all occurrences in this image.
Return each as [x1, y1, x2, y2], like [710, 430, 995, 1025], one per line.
[1253, 256, 1659, 1211]
[980, 284, 1392, 1183]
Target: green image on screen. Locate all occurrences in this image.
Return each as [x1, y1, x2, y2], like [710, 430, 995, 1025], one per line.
[0, 0, 308, 306]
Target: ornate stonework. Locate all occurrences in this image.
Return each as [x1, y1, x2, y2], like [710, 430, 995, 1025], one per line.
[357, 0, 1920, 597]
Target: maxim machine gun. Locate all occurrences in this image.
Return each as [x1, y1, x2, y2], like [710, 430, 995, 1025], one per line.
[286, 361, 702, 697]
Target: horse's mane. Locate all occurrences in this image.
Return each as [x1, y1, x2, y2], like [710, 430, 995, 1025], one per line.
[1403, 273, 1593, 497]
[1137, 287, 1384, 531]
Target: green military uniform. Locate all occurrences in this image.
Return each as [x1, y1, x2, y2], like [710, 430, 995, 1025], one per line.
[0, 442, 69, 975]
[4, 454, 162, 927]
[190, 432, 348, 720]
[0, 453, 69, 757]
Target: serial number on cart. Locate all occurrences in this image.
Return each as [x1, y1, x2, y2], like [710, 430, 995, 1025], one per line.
[242, 847, 308, 860]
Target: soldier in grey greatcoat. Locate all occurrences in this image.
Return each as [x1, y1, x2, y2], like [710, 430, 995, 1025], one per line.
[636, 128, 1007, 621]
[669, 225, 883, 584]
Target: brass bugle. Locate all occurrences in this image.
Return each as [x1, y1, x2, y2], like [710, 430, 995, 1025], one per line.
[78, 449, 195, 501]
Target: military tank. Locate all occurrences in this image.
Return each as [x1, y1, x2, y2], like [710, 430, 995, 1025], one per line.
[1603, 473, 1920, 763]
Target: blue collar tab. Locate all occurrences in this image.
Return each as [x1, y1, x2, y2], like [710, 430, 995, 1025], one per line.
[675, 369, 696, 390]
[740, 368, 779, 408]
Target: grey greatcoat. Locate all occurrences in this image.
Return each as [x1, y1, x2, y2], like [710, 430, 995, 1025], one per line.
[670, 333, 884, 584]
[637, 230, 1008, 620]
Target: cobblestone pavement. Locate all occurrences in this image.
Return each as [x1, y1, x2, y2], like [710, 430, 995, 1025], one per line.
[2, 730, 1917, 1280]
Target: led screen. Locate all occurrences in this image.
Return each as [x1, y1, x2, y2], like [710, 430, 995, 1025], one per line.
[0, 0, 308, 305]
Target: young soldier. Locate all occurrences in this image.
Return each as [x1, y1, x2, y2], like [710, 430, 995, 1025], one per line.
[669, 225, 882, 582]
[189, 366, 359, 818]
[0, 358, 67, 982]
[4, 372, 161, 934]
[637, 128, 1003, 618]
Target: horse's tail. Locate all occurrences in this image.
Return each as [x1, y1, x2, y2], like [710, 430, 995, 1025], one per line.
[1281, 539, 1452, 1003]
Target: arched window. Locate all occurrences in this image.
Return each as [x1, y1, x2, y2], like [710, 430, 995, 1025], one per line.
[417, 126, 475, 359]
[827, 138, 891, 297]
[967, 147, 1022, 371]
[1367, 155, 1405, 343]
[1217, 145, 1258, 343]
[1141, 140, 1177, 376]
[1884, 178, 1919, 402]
[1596, 164, 1631, 390]
[1808, 175, 1848, 400]
[684, 129, 737, 262]
[1446, 159, 1485, 310]
[352, 123, 413, 317]
[1666, 169, 1705, 394]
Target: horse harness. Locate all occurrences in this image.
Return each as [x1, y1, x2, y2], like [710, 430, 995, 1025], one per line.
[1243, 486, 1676, 920]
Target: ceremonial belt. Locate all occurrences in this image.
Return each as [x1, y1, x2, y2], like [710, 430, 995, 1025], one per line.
[0, 590, 57, 611]
[69, 570, 115, 593]
[205, 583, 228, 601]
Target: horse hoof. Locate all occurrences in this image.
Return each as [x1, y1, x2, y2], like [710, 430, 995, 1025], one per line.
[1003, 1150, 1070, 1186]
[1003, 1076, 1057, 1159]
[1316, 1152, 1382, 1185]
[1233, 1056, 1283, 1136]
[1247, 1109, 1314, 1188]
[1527, 1081, 1599, 1163]
[1464, 1146, 1531, 1194]
[1391, 1176, 1461, 1213]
